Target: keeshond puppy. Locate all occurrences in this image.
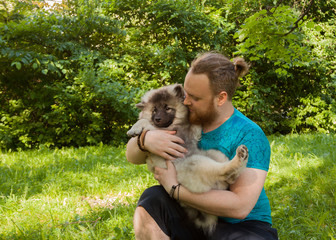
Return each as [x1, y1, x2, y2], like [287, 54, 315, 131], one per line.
[127, 84, 248, 234]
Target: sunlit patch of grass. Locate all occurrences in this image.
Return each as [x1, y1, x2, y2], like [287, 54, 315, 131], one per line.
[0, 144, 155, 239]
[267, 133, 336, 240]
[0, 134, 335, 239]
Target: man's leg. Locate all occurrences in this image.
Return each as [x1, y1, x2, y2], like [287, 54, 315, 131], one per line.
[135, 185, 207, 240]
[133, 206, 169, 240]
[211, 220, 278, 240]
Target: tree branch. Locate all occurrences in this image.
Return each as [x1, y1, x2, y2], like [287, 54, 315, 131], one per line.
[282, 0, 315, 36]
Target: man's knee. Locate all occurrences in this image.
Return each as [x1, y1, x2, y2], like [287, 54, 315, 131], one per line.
[138, 185, 168, 206]
[134, 206, 152, 232]
[133, 206, 169, 240]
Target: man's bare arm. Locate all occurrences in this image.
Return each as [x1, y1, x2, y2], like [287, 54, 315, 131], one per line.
[125, 130, 187, 164]
[155, 161, 267, 219]
[181, 168, 267, 219]
[126, 136, 148, 165]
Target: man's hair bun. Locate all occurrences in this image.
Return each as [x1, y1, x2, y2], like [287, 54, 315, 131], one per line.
[233, 57, 249, 78]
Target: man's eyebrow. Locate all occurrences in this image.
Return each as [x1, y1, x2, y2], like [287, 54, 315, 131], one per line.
[187, 92, 193, 97]
[184, 88, 200, 99]
[188, 93, 200, 99]
[185, 90, 194, 97]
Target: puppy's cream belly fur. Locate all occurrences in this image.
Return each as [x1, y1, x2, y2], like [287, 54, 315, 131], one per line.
[146, 155, 167, 173]
[204, 149, 230, 163]
[174, 155, 231, 193]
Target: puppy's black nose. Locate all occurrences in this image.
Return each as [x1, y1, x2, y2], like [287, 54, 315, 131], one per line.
[154, 117, 161, 123]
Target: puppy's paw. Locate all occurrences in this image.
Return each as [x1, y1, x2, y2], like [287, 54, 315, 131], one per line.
[237, 145, 248, 164]
[127, 126, 143, 137]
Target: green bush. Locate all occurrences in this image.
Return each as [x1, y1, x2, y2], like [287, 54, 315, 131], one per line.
[0, 0, 138, 149]
[0, 0, 335, 150]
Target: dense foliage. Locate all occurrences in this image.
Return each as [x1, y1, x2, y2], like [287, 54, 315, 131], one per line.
[0, 0, 335, 150]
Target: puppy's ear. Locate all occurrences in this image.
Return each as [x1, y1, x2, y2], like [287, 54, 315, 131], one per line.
[173, 84, 185, 101]
[136, 102, 145, 109]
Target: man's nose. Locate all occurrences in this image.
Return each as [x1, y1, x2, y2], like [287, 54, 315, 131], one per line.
[183, 96, 190, 106]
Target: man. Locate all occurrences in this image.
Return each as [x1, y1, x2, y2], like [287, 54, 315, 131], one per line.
[126, 52, 278, 240]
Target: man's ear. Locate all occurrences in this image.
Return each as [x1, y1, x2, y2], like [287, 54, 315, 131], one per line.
[135, 102, 145, 109]
[217, 91, 228, 106]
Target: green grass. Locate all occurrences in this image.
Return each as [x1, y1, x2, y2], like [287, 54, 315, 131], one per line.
[0, 144, 156, 239]
[0, 134, 335, 239]
[267, 134, 336, 240]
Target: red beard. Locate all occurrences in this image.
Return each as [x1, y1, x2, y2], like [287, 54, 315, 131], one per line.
[188, 102, 218, 126]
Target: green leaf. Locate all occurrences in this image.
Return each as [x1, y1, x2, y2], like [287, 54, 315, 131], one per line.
[315, 25, 323, 32]
[249, 56, 260, 61]
[306, 21, 315, 29]
[11, 62, 22, 70]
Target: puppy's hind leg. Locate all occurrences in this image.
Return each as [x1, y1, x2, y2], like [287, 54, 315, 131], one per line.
[220, 145, 248, 185]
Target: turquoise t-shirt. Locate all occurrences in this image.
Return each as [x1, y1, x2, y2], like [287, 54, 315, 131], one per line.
[198, 108, 272, 225]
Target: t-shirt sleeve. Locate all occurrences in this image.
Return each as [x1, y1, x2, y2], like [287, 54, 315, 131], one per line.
[240, 126, 271, 171]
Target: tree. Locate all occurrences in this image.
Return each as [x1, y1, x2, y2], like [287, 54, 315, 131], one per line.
[232, 0, 336, 133]
[0, 0, 335, 150]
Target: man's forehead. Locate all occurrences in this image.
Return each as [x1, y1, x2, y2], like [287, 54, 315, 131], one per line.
[183, 82, 197, 97]
[184, 72, 211, 96]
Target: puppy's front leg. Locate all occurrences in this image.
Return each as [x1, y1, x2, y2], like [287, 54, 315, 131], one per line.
[127, 119, 154, 137]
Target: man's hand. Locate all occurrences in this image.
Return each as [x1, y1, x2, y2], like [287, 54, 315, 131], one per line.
[144, 130, 187, 160]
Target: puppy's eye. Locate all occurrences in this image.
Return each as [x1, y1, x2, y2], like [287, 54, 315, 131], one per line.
[153, 107, 157, 113]
[165, 105, 171, 111]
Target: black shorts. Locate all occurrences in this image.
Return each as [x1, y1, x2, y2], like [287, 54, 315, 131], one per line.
[137, 185, 278, 240]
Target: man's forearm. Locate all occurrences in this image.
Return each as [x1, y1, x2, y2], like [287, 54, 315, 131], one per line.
[125, 137, 148, 165]
[177, 186, 248, 219]
[171, 168, 267, 219]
